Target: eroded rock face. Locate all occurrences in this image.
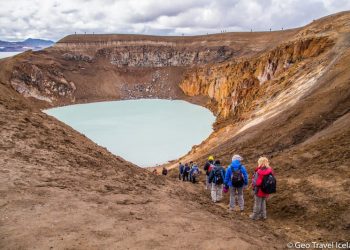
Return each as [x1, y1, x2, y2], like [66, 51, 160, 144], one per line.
[10, 63, 76, 103]
[58, 47, 233, 67]
[2, 12, 348, 109]
[180, 36, 334, 119]
[94, 45, 233, 67]
[63, 53, 93, 63]
[4, 36, 334, 109]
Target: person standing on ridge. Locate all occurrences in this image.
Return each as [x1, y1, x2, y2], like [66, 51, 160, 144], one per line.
[250, 157, 276, 220]
[162, 167, 168, 176]
[208, 160, 226, 202]
[183, 163, 191, 182]
[188, 161, 194, 180]
[204, 156, 215, 189]
[190, 163, 200, 183]
[178, 162, 184, 180]
[224, 154, 248, 212]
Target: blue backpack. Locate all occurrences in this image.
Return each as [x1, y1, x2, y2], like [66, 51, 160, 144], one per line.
[213, 168, 224, 185]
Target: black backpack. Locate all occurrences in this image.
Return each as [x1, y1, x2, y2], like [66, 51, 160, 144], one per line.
[261, 173, 276, 194]
[231, 166, 244, 187]
[213, 168, 223, 185]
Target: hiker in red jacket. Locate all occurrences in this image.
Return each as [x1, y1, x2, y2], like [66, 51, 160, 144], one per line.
[250, 157, 276, 220]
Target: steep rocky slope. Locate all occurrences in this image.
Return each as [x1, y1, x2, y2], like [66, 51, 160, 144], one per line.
[180, 35, 334, 119]
[0, 11, 349, 248]
[167, 12, 350, 241]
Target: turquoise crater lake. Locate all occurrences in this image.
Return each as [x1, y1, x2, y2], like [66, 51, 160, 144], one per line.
[44, 99, 215, 167]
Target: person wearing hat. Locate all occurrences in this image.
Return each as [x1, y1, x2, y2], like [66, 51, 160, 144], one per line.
[224, 154, 248, 212]
[203, 155, 215, 190]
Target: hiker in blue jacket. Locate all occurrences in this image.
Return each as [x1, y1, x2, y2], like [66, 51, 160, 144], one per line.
[189, 163, 200, 183]
[183, 163, 191, 181]
[178, 162, 184, 180]
[224, 155, 248, 212]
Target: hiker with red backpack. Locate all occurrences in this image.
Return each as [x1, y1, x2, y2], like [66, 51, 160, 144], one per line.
[203, 156, 215, 190]
[208, 160, 226, 202]
[250, 157, 276, 220]
[224, 155, 248, 212]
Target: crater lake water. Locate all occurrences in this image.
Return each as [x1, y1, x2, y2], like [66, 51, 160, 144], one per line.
[44, 99, 215, 167]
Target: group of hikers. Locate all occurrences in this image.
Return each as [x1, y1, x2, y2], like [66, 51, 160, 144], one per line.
[152, 167, 169, 176]
[178, 154, 276, 220]
[178, 162, 200, 183]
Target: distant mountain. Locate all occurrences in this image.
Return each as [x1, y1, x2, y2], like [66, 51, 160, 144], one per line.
[0, 38, 54, 52]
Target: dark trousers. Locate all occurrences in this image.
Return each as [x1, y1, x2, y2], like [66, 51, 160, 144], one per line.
[191, 176, 197, 183]
[183, 172, 189, 181]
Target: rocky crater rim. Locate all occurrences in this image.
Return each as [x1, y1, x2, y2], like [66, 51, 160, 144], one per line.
[56, 30, 300, 44]
[1, 11, 349, 167]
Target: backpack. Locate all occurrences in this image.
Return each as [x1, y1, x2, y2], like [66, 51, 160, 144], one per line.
[261, 173, 276, 194]
[208, 164, 215, 173]
[192, 167, 199, 177]
[213, 168, 223, 185]
[231, 166, 244, 187]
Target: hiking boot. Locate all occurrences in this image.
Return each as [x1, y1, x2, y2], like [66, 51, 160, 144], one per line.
[249, 214, 258, 220]
[228, 207, 234, 212]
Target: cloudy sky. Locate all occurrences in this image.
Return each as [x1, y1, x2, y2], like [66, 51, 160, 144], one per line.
[0, 0, 349, 41]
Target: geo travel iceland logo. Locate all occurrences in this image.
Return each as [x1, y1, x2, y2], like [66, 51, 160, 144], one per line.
[287, 242, 350, 249]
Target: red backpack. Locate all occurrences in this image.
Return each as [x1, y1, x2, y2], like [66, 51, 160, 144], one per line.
[208, 164, 215, 173]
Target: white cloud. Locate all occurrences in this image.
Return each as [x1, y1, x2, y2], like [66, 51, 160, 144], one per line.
[0, 0, 349, 41]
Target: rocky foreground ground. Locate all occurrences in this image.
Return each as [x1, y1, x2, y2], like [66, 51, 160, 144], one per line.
[0, 11, 349, 249]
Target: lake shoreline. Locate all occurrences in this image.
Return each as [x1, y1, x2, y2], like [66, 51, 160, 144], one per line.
[44, 99, 215, 167]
